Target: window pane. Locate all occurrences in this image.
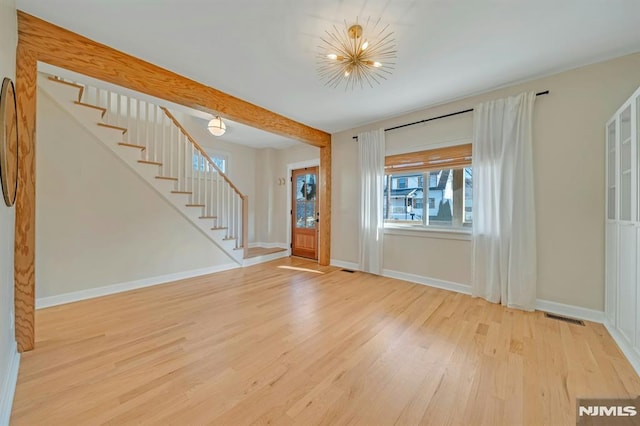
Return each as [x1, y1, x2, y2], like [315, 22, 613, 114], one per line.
[464, 167, 473, 224]
[193, 153, 226, 173]
[383, 172, 423, 222]
[212, 157, 226, 173]
[428, 170, 453, 227]
[192, 153, 200, 171]
[384, 167, 472, 229]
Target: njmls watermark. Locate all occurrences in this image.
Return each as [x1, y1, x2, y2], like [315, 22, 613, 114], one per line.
[577, 397, 640, 425]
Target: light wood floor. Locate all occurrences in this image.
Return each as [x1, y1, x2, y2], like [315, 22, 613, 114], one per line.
[246, 246, 287, 259]
[11, 258, 640, 425]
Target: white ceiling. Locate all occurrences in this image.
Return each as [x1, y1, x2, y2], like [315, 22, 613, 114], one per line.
[17, 0, 640, 138]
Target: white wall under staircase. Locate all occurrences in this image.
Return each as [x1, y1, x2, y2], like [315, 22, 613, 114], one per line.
[35, 82, 239, 301]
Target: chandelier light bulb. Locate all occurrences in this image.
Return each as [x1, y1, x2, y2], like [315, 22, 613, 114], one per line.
[361, 41, 369, 50]
[327, 54, 338, 60]
[373, 61, 382, 68]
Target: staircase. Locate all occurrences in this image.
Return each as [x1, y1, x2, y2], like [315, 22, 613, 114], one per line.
[40, 74, 248, 265]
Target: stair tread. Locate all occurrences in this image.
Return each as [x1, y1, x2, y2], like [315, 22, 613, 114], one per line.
[223, 237, 237, 241]
[199, 216, 218, 219]
[48, 76, 84, 101]
[98, 122, 128, 134]
[185, 204, 205, 207]
[138, 160, 162, 166]
[155, 176, 178, 181]
[211, 227, 228, 230]
[171, 191, 192, 194]
[74, 101, 107, 117]
[118, 142, 146, 150]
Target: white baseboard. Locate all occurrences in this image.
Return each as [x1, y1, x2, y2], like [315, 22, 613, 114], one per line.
[535, 299, 606, 324]
[36, 263, 239, 309]
[330, 259, 360, 270]
[382, 269, 472, 295]
[0, 341, 20, 426]
[334, 260, 607, 325]
[604, 321, 640, 377]
[249, 242, 289, 249]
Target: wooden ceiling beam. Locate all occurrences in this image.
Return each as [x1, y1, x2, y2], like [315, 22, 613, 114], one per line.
[17, 11, 330, 148]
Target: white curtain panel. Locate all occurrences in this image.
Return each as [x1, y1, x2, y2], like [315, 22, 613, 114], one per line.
[358, 129, 385, 274]
[472, 91, 537, 311]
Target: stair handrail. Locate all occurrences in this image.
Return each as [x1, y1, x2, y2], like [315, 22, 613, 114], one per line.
[160, 107, 245, 198]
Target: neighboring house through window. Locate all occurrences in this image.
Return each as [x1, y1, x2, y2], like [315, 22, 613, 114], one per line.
[383, 144, 472, 230]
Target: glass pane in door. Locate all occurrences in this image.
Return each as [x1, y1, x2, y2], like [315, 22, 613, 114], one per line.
[608, 121, 616, 220]
[295, 174, 317, 229]
[620, 106, 632, 220]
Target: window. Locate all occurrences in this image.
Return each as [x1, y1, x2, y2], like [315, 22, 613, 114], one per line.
[383, 144, 472, 230]
[193, 152, 228, 174]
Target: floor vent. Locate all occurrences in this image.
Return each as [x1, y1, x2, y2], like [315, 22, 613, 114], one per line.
[544, 312, 585, 326]
[341, 269, 356, 273]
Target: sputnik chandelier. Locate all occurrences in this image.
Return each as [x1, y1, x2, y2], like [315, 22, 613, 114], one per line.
[318, 17, 396, 89]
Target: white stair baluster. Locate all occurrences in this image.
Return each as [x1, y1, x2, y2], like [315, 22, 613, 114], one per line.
[227, 185, 231, 236]
[107, 91, 112, 123]
[116, 93, 122, 129]
[236, 196, 240, 246]
[183, 134, 188, 192]
[126, 97, 131, 144]
[205, 166, 210, 216]
[165, 123, 176, 176]
[217, 172, 221, 226]
[198, 153, 203, 206]
[231, 193, 235, 240]
[145, 101, 150, 155]
[194, 149, 198, 202]
[136, 99, 141, 152]
[177, 132, 182, 189]
[152, 105, 158, 163]
[188, 139, 191, 194]
[161, 114, 166, 175]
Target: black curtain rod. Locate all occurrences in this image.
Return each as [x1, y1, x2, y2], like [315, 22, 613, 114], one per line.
[352, 90, 550, 140]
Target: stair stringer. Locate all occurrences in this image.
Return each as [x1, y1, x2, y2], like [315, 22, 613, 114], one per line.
[39, 75, 244, 265]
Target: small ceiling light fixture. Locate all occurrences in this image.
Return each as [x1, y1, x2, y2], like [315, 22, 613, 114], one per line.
[318, 17, 396, 90]
[207, 116, 226, 136]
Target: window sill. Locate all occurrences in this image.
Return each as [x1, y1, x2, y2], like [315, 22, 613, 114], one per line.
[384, 224, 472, 241]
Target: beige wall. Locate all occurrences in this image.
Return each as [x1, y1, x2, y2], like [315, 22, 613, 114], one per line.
[332, 52, 640, 311]
[36, 90, 235, 299]
[0, 0, 16, 403]
[254, 148, 277, 243]
[253, 144, 320, 245]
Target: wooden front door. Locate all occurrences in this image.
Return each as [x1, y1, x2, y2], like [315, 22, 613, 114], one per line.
[291, 167, 318, 260]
